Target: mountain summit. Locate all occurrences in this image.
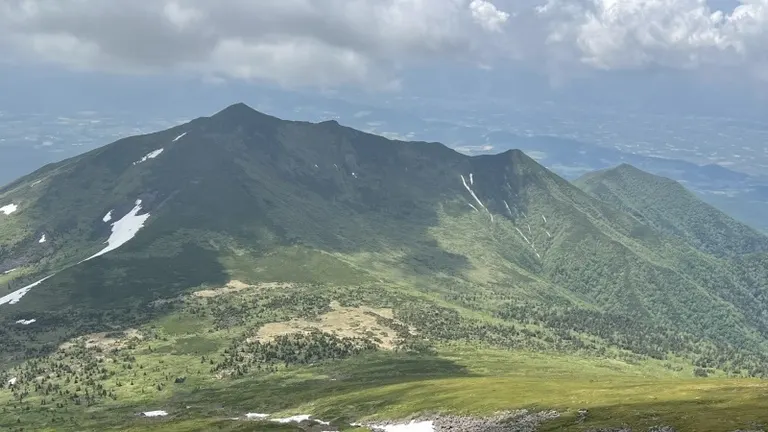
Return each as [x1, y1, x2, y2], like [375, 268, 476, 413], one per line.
[3, 104, 768, 430]
[576, 163, 768, 256]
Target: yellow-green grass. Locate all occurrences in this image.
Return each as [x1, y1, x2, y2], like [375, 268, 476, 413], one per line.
[97, 346, 768, 431]
[3, 335, 767, 432]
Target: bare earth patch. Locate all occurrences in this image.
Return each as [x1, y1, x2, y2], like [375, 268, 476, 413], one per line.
[252, 301, 413, 349]
[192, 280, 294, 298]
[59, 329, 142, 351]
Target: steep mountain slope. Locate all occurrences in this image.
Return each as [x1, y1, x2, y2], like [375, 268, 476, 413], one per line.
[1, 103, 767, 356]
[2, 104, 768, 430]
[575, 163, 768, 257]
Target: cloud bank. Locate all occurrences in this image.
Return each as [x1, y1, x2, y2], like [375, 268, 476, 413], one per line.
[2, 0, 768, 88]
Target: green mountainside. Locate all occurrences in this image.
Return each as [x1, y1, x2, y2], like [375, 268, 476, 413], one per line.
[1, 104, 768, 431]
[575, 163, 768, 257]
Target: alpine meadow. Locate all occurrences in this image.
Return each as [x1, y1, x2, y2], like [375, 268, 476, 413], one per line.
[2, 103, 768, 431]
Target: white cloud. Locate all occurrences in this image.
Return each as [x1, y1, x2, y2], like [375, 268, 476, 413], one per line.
[0, 0, 511, 88]
[3, 0, 768, 87]
[536, 0, 768, 76]
[470, 0, 512, 32]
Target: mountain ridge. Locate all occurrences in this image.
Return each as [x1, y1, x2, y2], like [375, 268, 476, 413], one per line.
[575, 163, 768, 257]
[3, 103, 768, 430]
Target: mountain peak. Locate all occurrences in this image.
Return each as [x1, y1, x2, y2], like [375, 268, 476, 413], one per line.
[214, 102, 255, 115]
[615, 162, 637, 171]
[207, 102, 281, 130]
[576, 163, 768, 256]
[211, 102, 280, 121]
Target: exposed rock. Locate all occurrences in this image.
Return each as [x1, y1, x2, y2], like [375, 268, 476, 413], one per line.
[371, 410, 560, 432]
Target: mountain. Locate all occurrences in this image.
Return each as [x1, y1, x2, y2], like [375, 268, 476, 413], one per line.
[481, 131, 768, 234]
[575, 163, 768, 257]
[2, 103, 768, 431]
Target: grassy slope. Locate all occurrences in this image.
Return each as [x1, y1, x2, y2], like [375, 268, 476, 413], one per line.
[1, 271, 767, 432]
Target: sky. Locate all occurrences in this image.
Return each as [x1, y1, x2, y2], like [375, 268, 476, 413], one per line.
[2, 0, 768, 116]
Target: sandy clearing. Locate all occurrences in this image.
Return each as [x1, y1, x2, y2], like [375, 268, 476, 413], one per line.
[192, 280, 294, 298]
[59, 328, 142, 351]
[253, 301, 409, 349]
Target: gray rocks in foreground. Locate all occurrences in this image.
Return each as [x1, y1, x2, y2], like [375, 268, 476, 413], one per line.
[371, 409, 560, 432]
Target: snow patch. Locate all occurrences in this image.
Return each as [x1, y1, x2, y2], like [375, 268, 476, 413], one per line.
[15, 319, 36, 325]
[172, 132, 187, 142]
[245, 413, 269, 419]
[542, 215, 547, 223]
[469, 173, 474, 185]
[103, 210, 113, 223]
[272, 415, 312, 424]
[515, 227, 531, 245]
[30, 180, 42, 187]
[546, 231, 552, 238]
[272, 415, 329, 425]
[133, 149, 164, 165]
[0, 204, 18, 215]
[84, 199, 150, 261]
[38, 234, 46, 243]
[468, 203, 479, 212]
[372, 420, 435, 432]
[8, 378, 16, 386]
[0, 275, 53, 306]
[352, 172, 358, 178]
[460, 175, 486, 210]
[141, 410, 168, 417]
[503, 200, 513, 218]
[3, 268, 17, 274]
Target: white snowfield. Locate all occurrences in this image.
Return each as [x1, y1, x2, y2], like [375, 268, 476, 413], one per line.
[133, 149, 164, 165]
[141, 410, 168, 417]
[15, 319, 36, 325]
[0, 275, 53, 307]
[84, 199, 150, 262]
[273, 415, 315, 424]
[243, 413, 329, 425]
[372, 420, 435, 432]
[103, 210, 113, 223]
[0, 204, 18, 215]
